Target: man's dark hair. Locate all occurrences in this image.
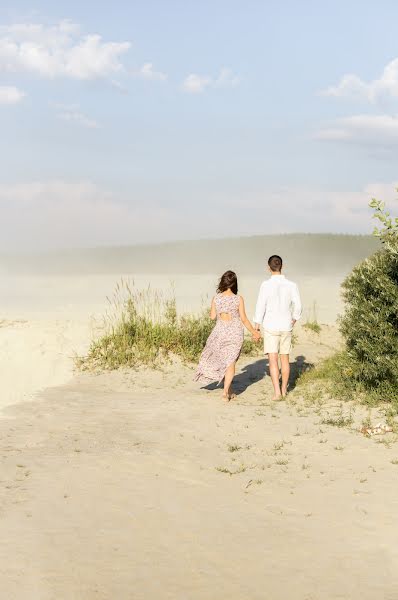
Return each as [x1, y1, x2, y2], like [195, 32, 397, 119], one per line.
[268, 255, 283, 272]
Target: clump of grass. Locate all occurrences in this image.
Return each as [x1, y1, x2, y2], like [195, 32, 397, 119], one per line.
[303, 321, 321, 334]
[294, 350, 398, 412]
[215, 465, 246, 475]
[77, 280, 261, 371]
[302, 301, 322, 334]
[321, 413, 353, 428]
[227, 444, 242, 453]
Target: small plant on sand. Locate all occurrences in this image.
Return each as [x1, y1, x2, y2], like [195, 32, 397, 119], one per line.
[215, 465, 246, 475]
[302, 302, 322, 334]
[77, 280, 260, 370]
[321, 413, 353, 428]
[227, 444, 242, 453]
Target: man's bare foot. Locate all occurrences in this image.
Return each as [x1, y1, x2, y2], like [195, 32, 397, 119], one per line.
[272, 394, 282, 401]
[281, 388, 288, 398]
[222, 393, 230, 402]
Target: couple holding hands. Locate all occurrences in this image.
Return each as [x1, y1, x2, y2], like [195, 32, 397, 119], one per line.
[195, 255, 302, 401]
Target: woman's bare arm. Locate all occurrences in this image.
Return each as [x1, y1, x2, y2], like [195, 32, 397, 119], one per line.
[239, 297, 261, 338]
[210, 297, 217, 320]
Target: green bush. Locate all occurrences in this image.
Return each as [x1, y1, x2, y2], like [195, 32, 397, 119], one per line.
[339, 198, 398, 400]
[294, 195, 398, 408]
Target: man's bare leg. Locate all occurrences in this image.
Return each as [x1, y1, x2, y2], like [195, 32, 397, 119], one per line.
[280, 354, 290, 397]
[268, 353, 281, 400]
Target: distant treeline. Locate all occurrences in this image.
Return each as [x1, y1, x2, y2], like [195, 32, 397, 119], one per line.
[1, 234, 380, 276]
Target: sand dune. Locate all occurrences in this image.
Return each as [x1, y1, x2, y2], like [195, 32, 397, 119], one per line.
[0, 234, 379, 410]
[0, 318, 93, 411]
[0, 271, 340, 410]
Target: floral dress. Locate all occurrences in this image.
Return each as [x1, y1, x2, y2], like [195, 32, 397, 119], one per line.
[194, 293, 244, 384]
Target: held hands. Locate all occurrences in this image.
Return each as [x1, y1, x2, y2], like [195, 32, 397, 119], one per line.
[252, 329, 261, 342]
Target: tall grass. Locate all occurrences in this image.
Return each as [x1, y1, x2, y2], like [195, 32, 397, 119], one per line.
[77, 279, 260, 371]
[302, 301, 321, 334]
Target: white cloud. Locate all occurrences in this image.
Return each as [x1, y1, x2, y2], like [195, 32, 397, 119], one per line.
[54, 103, 99, 129]
[0, 85, 24, 104]
[0, 181, 139, 250]
[0, 179, 396, 251]
[138, 62, 167, 81]
[320, 57, 398, 102]
[214, 67, 240, 88]
[182, 73, 212, 94]
[0, 20, 131, 80]
[182, 67, 239, 93]
[315, 114, 398, 145]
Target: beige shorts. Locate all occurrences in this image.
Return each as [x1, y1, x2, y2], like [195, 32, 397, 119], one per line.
[264, 330, 292, 355]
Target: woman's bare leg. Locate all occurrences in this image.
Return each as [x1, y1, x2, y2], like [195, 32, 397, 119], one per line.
[223, 362, 236, 400]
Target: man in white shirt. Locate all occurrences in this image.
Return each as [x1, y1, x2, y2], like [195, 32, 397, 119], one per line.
[254, 255, 302, 400]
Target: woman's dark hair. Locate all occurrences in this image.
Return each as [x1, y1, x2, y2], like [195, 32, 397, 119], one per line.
[217, 270, 238, 295]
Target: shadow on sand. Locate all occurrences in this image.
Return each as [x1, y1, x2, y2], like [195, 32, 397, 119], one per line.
[202, 355, 314, 396]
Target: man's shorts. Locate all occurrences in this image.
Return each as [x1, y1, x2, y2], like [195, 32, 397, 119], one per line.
[264, 330, 292, 355]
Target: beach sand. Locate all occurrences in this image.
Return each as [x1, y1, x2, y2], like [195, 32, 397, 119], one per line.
[0, 270, 344, 411]
[1, 324, 398, 599]
[1, 236, 397, 598]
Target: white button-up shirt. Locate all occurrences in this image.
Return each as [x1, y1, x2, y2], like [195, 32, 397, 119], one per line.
[254, 275, 302, 332]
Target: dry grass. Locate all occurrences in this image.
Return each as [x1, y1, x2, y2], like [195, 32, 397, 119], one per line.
[302, 301, 322, 334]
[77, 279, 261, 371]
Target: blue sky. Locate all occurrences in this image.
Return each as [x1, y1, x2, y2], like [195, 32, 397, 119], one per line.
[1, 0, 398, 249]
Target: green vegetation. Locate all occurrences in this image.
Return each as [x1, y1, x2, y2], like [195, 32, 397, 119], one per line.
[215, 465, 247, 475]
[339, 198, 398, 400]
[302, 301, 322, 334]
[321, 412, 353, 428]
[295, 195, 398, 410]
[227, 444, 242, 453]
[78, 280, 261, 370]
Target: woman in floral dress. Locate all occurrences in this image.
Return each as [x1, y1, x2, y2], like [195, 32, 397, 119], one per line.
[195, 271, 261, 401]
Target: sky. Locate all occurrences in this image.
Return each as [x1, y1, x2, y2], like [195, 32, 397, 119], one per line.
[0, 0, 398, 250]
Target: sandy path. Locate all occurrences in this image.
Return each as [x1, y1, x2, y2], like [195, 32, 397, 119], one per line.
[1, 329, 398, 599]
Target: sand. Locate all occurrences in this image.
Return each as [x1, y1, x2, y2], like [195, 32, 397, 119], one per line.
[1, 238, 397, 598]
[1, 324, 398, 599]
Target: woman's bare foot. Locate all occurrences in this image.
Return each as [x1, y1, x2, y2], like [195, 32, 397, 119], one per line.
[227, 387, 236, 400]
[272, 394, 282, 401]
[281, 387, 288, 398]
[222, 393, 230, 402]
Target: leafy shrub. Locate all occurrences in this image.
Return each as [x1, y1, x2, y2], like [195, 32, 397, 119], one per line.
[295, 195, 398, 408]
[339, 198, 398, 400]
